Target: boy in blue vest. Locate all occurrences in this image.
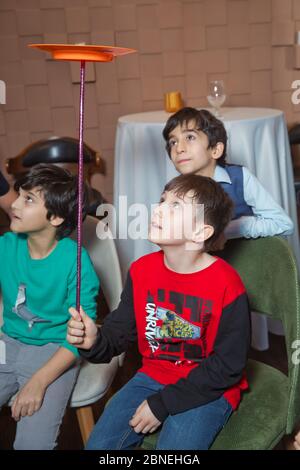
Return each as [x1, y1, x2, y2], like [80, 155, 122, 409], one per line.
[163, 107, 294, 241]
[0, 164, 99, 449]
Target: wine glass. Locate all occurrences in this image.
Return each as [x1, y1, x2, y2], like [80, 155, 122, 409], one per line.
[207, 80, 226, 118]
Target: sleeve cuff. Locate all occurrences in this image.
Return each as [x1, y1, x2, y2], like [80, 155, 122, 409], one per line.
[62, 340, 79, 357]
[147, 392, 169, 422]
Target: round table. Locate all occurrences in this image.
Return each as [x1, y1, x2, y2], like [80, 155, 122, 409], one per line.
[113, 107, 300, 350]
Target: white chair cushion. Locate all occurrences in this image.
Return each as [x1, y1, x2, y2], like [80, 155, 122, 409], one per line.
[70, 357, 119, 408]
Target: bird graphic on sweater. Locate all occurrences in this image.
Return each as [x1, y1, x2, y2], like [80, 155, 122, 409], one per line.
[12, 283, 51, 330]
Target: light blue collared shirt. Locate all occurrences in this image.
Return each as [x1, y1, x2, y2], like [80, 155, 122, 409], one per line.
[213, 165, 294, 239]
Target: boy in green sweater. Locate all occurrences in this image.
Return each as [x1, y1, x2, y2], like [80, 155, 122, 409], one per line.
[0, 164, 99, 450]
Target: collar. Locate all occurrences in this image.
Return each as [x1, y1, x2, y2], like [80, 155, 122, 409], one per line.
[213, 165, 232, 184]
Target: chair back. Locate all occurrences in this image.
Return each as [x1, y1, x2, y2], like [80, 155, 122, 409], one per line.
[219, 236, 300, 433]
[69, 216, 124, 407]
[75, 215, 123, 312]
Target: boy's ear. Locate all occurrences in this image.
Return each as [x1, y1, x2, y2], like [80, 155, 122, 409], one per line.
[49, 214, 64, 228]
[192, 224, 214, 244]
[211, 142, 224, 160]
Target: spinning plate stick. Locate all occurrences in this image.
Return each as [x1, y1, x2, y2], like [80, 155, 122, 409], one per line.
[29, 43, 136, 314]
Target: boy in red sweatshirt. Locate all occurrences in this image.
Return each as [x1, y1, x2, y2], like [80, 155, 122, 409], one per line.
[67, 174, 250, 450]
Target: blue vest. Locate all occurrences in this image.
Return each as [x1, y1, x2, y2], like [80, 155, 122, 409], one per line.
[219, 165, 254, 220]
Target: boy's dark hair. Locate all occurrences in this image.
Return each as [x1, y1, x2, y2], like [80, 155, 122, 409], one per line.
[163, 107, 227, 166]
[14, 163, 88, 240]
[164, 174, 233, 251]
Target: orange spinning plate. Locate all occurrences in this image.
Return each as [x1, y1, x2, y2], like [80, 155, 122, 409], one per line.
[28, 43, 136, 62]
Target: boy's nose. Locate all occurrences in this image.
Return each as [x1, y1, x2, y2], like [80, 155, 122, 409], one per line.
[176, 138, 186, 153]
[11, 196, 21, 210]
[152, 203, 165, 221]
[153, 204, 162, 218]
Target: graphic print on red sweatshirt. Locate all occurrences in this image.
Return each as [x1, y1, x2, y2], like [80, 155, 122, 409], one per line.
[144, 287, 212, 365]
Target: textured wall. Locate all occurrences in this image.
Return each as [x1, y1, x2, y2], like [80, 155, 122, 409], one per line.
[0, 0, 299, 200]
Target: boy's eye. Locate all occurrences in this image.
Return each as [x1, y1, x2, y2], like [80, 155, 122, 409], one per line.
[25, 195, 33, 203]
[186, 133, 195, 141]
[171, 201, 181, 208]
[168, 139, 177, 147]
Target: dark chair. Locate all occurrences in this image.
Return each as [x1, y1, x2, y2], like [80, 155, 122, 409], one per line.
[142, 237, 300, 450]
[5, 137, 107, 216]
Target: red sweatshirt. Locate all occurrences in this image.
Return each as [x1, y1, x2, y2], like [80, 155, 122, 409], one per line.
[80, 251, 250, 422]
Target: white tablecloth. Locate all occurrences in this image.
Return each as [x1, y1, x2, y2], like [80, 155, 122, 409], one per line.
[113, 107, 300, 349]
